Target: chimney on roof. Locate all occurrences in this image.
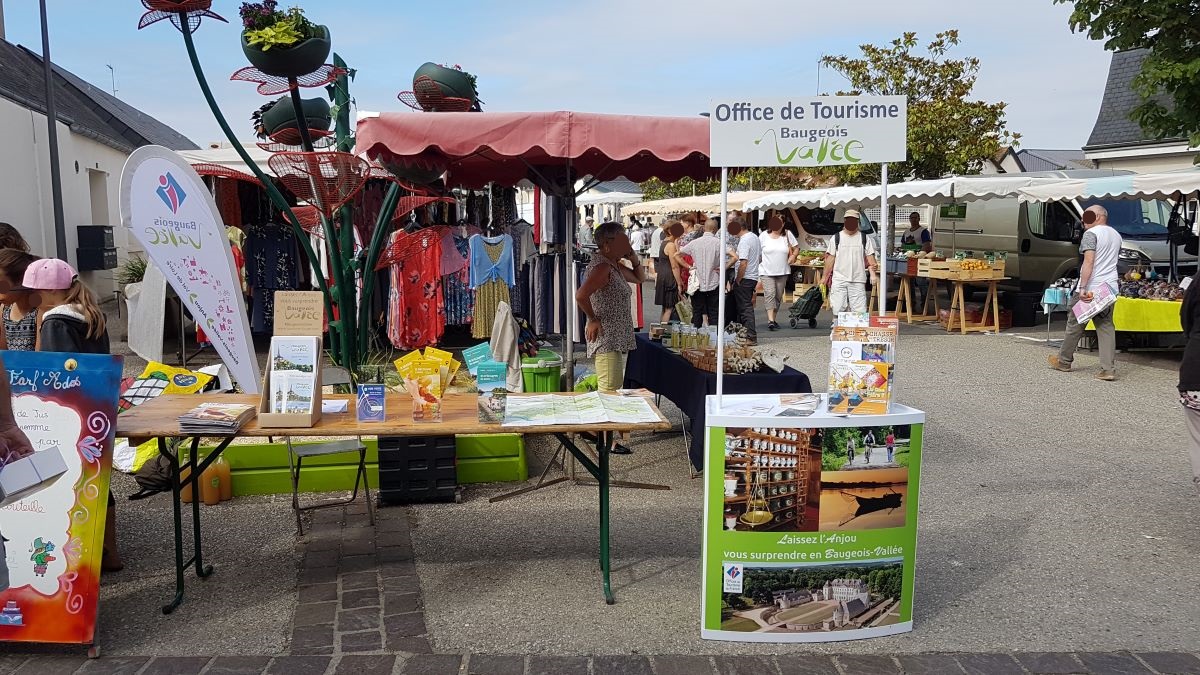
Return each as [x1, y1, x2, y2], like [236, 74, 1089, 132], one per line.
[0, 1, 7, 41]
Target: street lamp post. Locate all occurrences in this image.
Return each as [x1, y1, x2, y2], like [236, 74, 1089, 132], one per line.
[39, 0, 68, 260]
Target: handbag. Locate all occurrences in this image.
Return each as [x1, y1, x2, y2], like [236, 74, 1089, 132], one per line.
[675, 299, 694, 325]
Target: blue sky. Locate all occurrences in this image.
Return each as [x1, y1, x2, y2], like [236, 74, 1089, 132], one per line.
[4, 1, 1111, 152]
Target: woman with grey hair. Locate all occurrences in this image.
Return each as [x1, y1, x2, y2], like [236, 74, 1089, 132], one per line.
[576, 222, 646, 392]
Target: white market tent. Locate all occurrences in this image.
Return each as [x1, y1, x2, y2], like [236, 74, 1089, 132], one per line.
[575, 191, 642, 206]
[177, 144, 276, 176]
[743, 186, 847, 211]
[745, 176, 1072, 211]
[624, 191, 771, 216]
[1015, 169, 1200, 203]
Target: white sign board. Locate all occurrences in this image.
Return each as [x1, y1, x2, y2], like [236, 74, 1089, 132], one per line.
[708, 96, 907, 168]
[119, 146, 261, 393]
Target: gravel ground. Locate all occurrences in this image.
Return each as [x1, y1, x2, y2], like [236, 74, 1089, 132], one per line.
[410, 302, 1200, 656]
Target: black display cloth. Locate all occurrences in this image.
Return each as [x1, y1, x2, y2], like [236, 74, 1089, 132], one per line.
[623, 333, 812, 470]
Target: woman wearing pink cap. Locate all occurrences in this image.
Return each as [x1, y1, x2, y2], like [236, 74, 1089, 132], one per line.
[21, 258, 109, 354]
[23, 258, 121, 570]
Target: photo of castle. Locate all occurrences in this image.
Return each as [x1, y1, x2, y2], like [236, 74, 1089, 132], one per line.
[721, 560, 903, 633]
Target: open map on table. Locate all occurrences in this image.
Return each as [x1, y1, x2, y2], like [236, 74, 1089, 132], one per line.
[502, 392, 660, 427]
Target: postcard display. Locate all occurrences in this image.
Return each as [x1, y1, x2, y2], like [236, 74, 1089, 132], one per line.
[258, 291, 323, 428]
[700, 314, 926, 642]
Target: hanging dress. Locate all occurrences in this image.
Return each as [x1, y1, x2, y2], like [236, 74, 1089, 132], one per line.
[469, 234, 515, 339]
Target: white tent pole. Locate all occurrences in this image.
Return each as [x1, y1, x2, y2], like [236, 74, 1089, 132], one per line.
[716, 167, 729, 406]
[879, 163, 889, 317]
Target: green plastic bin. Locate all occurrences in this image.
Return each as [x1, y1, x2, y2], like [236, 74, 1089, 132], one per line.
[521, 349, 562, 392]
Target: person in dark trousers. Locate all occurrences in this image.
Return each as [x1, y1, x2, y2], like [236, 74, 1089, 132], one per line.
[23, 259, 121, 570]
[728, 217, 761, 344]
[1179, 273, 1200, 496]
[674, 218, 728, 327]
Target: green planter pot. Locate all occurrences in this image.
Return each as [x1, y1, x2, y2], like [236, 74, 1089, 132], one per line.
[260, 95, 331, 136]
[413, 62, 478, 109]
[241, 24, 331, 78]
[382, 160, 444, 187]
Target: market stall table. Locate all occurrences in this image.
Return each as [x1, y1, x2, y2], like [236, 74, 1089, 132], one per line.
[623, 333, 812, 470]
[942, 277, 1008, 334]
[892, 273, 939, 324]
[116, 392, 671, 611]
[1089, 296, 1183, 333]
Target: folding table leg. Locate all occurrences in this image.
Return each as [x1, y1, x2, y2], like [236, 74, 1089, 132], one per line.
[598, 431, 614, 605]
[189, 437, 213, 579]
[161, 437, 186, 615]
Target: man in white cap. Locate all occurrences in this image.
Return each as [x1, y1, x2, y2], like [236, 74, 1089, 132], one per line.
[823, 209, 878, 314]
[578, 216, 596, 249]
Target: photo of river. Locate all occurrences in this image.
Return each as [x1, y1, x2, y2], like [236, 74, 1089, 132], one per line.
[819, 468, 908, 531]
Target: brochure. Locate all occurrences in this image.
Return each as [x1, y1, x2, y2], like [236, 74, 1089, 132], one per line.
[284, 373, 315, 414]
[1072, 283, 1117, 323]
[178, 402, 257, 434]
[271, 336, 319, 375]
[828, 313, 897, 415]
[356, 384, 386, 422]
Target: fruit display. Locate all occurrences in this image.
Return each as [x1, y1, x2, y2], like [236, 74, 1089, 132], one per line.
[959, 258, 990, 271]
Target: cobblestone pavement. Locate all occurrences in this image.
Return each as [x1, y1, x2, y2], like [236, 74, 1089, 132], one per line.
[4, 504, 1198, 674]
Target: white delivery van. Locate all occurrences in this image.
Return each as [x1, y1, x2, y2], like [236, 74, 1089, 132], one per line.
[928, 170, 1197, 294]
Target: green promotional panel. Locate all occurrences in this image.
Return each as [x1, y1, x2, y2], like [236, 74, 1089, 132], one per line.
[701, 407, 923, 642]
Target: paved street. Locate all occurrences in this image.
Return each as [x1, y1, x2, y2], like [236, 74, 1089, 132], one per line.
[3, 299, 1199, 673]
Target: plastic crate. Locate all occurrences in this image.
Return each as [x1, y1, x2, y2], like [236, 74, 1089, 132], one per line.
[456, 434, 527, 484]
[520, 349, 562, 393]
[377, 435, 457, 504]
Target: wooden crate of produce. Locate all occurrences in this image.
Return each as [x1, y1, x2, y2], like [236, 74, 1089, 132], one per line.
[917, 258, 947, 278]
[926, 260, 952, 279]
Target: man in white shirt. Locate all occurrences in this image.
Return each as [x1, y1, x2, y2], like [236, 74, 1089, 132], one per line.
[674, 219, 727, 327]
[729, 217, 762, 343]
[824, 210, 878, 314]
[1049, 204, 1122, 380]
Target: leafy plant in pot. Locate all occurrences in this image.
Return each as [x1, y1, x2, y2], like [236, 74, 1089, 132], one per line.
[251, 95, 332, 139]
[239, 1, 330, 78]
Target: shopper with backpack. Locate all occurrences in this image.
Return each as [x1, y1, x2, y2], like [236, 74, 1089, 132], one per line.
[824, 210, 879, 314]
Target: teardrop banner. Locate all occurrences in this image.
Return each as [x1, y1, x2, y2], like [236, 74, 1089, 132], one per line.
[119, 146, 260, 394]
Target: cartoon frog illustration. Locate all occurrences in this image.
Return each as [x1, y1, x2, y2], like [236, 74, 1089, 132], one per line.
[29, 538, 56, 577]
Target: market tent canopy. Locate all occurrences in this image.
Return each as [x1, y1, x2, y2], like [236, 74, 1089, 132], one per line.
[355, 110, 714, 190]
[818, 176, 1071, 208]
[743, 187, 847, 211]
[1016, 169, 1200, 203]
[575, 191, 642, 206]
[625, 191, 771, 216]
[178, 145, 274, 178]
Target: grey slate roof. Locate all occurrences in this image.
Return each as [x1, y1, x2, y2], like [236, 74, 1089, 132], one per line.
[0, 39, 196, 153]
[1016, 149, 1093, 172]
[1085, 49, 1183, 150]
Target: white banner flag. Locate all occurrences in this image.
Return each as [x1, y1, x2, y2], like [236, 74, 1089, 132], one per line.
[119, 146, 260, 393]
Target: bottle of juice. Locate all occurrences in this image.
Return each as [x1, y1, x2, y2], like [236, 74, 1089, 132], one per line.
[200, 461, 221, 506]
[215, 455, 232, 501]
[180, 464, 193, 503]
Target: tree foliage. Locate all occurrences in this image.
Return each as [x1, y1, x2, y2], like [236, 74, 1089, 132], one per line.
[819, 30, 1019, 185]
[1057, 0, 1200, 154]
[639, 168, 836, 201]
